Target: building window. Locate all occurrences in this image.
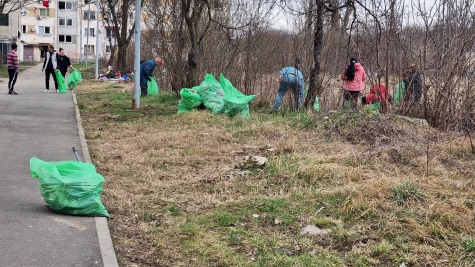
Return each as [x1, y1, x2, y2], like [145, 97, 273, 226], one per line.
[59, 35, 72, 43]
[22, 25, 26, 34]
[84, 45, 94, 54]
[83, 11, 96, 20]
[106, 28, 115, 37]
[0, 14, 8, 26]
[59, 18, 73, 26]
[59, 1, 73, 10]
[38, 26, 51, 35]
[40, 9, 50, 17]
[84, 28, 95, 37]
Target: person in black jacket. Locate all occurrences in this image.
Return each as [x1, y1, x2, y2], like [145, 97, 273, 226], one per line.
[57, 48, 74, 78]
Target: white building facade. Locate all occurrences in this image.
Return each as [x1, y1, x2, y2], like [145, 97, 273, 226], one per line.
[15, 0, 112, 63]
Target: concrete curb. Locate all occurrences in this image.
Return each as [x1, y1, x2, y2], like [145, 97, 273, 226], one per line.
[72, 91, 119, 267]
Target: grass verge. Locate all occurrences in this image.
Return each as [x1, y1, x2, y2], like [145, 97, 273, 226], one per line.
[76, 81, 475, 267]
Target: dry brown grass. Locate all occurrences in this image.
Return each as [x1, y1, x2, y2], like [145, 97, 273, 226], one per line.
[76, 81, 475, 266]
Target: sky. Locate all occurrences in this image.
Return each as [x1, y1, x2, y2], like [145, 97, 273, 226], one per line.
[270, 0, 439, 32]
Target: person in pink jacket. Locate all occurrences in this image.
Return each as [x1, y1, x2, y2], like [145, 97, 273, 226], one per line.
[341, 57, 366, 108]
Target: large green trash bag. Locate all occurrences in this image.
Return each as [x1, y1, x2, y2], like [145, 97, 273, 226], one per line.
[147, 77, 159, 95]
[55, 70, 67, 93]
[30, 157, 110, 217]
[199, 74, 225, 114]
[219, 73, 255, 118]
[66, 69, 83, 90]
[393, 79, 405, 104]
[178, 87, 202, 114]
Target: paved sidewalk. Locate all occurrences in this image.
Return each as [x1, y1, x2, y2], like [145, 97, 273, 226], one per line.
[0, 64, 105, 266]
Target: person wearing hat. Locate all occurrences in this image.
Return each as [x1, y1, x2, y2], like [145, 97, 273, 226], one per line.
[56, 48, 74, 78]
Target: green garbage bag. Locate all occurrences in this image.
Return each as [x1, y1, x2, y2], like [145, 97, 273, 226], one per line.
[393, 79, 405, 105]
[30, 157, 110, 217]
[199, 74, 225, 114]
[66, 69, 83, 90]
[219, 73, 255, 118]
[313, 95, 320, 111]
[178, 87, 202, 114]
[55, 70, 67, 93]
[147, 76, 159, 95]
[366, 102, 381, 112]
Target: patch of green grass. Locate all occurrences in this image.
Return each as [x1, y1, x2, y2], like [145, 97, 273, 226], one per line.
[460, 237, 475, 264]
[168, 205, 180, 216]
[392, 183, 424, 205]
[370, 240, 394, 257]
[76, 90, 179, 121]
[20, 62, 38, 66]
[215, 211, 241, 227]
[179, 221, 200, 235]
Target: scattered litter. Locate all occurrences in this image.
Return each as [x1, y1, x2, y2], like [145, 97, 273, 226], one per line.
[235, 156, 268, 170]
[252, 214, 259, 218]
[300, 225, 331, 237]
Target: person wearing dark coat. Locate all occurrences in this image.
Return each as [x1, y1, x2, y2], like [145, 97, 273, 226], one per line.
[139, 57, 164, 96]
[404, 64, 422, 103]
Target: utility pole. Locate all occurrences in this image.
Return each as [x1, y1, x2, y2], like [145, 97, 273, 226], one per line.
[95, 0, 99, 79]
[85, 0, 90, 67]
[133, 0, 141, 109]
[79, 0, 83, 63]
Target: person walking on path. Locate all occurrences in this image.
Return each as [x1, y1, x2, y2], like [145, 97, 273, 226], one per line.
[42, 45, 58, 93]
[341, 57, 366, 108]
[139, 57, 164, 97]
[7, 43, 19, 95]
[56, 48, 74, 78]
[273, 58, 304, 112]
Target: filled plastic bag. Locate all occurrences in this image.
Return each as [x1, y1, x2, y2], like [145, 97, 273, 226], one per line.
[55, 70, 67, 93]
[219, 73, 255, 118]
[178, 87, 202, 114]
[366, 102, 381, 112]
[393, 79, 405, 105]
[66, 69, 83, 90]
[147, 76, 159, 95]
[199, 74, 225, 114]
[30, 157, 109, 217]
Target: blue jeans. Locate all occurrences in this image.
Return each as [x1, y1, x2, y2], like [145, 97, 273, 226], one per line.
[273, 75, 303, 111]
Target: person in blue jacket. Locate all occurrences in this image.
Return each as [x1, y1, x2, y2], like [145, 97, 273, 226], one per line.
[140, 57, 164, 96]
[274, 58, 304, 112]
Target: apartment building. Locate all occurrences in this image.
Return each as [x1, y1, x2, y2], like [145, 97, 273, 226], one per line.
[14, 0, 112, 63]
[0, 9, 20, 63]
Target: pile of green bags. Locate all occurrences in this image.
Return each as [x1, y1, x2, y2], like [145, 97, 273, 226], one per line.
[66, 69, 83, 90]
[147, 76, 159, 95]
[178, 73, 256, 118]
[30, 157, 109, 217]
[55, 70, 67, 93]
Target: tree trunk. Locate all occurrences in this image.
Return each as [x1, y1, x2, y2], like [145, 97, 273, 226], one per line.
[117, 42, 127, 71]
[187, 49, 198, 87]
[305, 0, 324, 108]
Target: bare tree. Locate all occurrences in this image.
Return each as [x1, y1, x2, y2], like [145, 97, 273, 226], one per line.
[102, 0, 141, 71]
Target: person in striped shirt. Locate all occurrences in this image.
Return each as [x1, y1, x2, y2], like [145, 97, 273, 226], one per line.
[7, 43, 19, 95]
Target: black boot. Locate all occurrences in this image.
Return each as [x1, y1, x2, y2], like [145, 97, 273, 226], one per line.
[140, 84, 148, 97]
